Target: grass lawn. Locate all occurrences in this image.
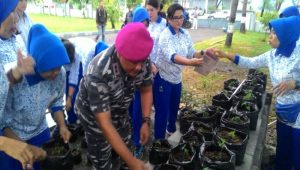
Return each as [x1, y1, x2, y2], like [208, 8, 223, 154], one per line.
[29, 14, 121, 33]
[194, 31, 271, 57]
[182, 31, 272, 107]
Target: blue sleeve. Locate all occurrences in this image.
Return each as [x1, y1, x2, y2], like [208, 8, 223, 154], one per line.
[234, 55, 240, 64]
[170, 53, 176, 63]
[50, 69, 66, 117]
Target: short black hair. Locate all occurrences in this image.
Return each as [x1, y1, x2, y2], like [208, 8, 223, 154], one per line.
[167, 3, 184, 19]
[160, 3, 163, 11]
[146, 0, 160, 9]
[61, 38, 75, 63]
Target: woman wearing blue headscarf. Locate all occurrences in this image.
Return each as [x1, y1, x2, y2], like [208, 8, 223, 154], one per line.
[0, 0, 46, 169]
[0, 24, 71, 170]
[213, 16, 300, 170]
[279, 6, 299, 18]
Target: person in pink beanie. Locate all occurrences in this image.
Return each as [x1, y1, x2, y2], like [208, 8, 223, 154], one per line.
[75, 22, 153, 170]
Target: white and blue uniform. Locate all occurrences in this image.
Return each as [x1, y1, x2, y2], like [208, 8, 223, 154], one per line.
[154, 25, 195, 139]
[0, 37, 18, 130]
[0, 24, 70, 170]
[234, 16, 300, 170]
[130, 14, 166, 147]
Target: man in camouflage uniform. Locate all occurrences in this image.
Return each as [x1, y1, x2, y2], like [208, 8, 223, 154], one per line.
[75, 23, 154, 170]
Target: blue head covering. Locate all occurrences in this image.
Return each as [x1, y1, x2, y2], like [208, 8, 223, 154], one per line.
[94, 41, 109, 57]
[0, 0, 19, 24]
[279, 6, 299, 18]
[26, 24, 70, 86]
[269, 16, 300, 57]
[132, 7, 150, 22]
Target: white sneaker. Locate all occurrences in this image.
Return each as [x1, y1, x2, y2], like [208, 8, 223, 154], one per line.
[166, 130, 174, 138]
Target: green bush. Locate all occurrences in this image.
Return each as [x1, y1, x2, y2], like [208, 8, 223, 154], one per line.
[258, 11, 278, 31]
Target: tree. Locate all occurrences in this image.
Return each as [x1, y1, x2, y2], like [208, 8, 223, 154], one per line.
[260, 0, 271, 17]
[258, 11, 278, 32]
[105, 0, 122, 29]
[127, 0, 143, 8]
[275, 0, 285, 11]
[225, 0, 239, 47]
[240, 0, 247, 33]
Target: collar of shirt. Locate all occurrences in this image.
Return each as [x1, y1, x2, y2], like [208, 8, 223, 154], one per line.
[168, 25, 184, 35]
[156, 16, 162, 23]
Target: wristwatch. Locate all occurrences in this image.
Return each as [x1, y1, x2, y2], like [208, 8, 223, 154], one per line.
[142, 117, 151, 126]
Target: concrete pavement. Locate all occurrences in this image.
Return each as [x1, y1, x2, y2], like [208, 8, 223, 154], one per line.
[59, 27, 225, 46]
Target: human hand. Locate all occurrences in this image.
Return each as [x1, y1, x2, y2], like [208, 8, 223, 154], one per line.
[151, 63, 158, 75]
[210, 48, 227, 58]
[16, 50, 35, 75]
[59, 126, 72, 143]
[28, 145, 47, 161]
[65, 97, 72, 111]
[129, 158, 149, 170]
[139, 123, 150, 145]
[1, 137, 35, 170]
[190, 58, 203, 66]
[272, 80, 296, 96]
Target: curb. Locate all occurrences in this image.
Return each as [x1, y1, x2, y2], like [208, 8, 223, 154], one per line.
[56, 29, 119, 38]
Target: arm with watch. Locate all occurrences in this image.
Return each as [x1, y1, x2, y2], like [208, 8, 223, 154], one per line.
[139, 84, 153, 145]
[66, 86, 76, 111]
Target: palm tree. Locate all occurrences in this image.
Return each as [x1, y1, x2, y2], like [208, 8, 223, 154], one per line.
[225, 0, 239, 47]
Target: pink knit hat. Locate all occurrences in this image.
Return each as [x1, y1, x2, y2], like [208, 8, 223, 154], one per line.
[115, 22, 153, 62]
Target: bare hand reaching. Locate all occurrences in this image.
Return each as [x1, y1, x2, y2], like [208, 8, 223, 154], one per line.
[0, 137, 46, 170]
[16, 50, 35, 75]
[189, 58, 203, 66]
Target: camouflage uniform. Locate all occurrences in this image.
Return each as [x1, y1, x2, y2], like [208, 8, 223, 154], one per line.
[75, 46, 152, 170]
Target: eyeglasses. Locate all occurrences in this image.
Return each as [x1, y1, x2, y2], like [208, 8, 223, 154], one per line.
[171, 15, 184, 20]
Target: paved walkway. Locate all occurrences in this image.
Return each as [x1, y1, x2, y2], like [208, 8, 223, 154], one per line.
[61, 27, 225, 46]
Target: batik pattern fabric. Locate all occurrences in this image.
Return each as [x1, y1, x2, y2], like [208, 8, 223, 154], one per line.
[0, 67, 9, 128]
[148, 16, 167, 64]
[0, 37, 18, 130]
[3, 70, 66, 140]
[156, 25, 195, 84]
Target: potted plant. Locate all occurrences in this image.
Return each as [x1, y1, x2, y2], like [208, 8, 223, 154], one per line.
[205, 105, 226, 126]
[224, 79, 240, 91]
[40, 138, 73, 170]
[169, 143, 196, 170]
[199, 141, 235, 170]
[235, 101, 259, 130]
[179, 107, 199, 134]
[195, 109, 217, 127]
[180, 129, 205, 154]
[212, 92, 232, 110]
[149, 139, 172, 165]
[215, 126, 249, 165]
[190, 121, 214, 141]
[220, 110, 250, 134]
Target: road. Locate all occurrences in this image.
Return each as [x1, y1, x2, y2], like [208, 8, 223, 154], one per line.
[67, 27, 225, 46]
